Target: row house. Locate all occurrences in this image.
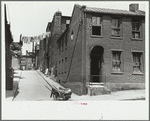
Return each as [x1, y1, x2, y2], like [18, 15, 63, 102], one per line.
[44, 12, 71, 73]
[5, 4, 14, 90]
[38, 4, 145, 95]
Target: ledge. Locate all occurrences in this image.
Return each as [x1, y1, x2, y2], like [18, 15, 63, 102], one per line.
[131, 38, 143, 41]
[91, 35, 103, 38]
[111, 71, 124, 74]
[111, 37, 123, 40]
[133, 72, 144, 75]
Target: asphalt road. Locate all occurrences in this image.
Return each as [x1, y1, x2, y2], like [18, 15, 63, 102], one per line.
[13, 70, 53, 101]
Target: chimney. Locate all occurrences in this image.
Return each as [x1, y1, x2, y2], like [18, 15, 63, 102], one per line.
[54, 11, 62, 16]
[53, 11, 62, 35]
[129, 4, 139, 12]
[82, 5, 86, 9]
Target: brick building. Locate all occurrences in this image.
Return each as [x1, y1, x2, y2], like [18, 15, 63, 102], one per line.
[5, 4, 14, 90]
[39, 4, 145, 95]
[44, 12, 71, 72]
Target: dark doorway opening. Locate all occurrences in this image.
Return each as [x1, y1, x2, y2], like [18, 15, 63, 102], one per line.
[90, 46, 104, 82]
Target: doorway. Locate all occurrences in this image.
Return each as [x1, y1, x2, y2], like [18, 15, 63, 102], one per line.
[90, 46, 104, 82]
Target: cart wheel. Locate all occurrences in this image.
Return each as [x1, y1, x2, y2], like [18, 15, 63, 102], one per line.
[53, 93, 59, 100]
[63, 97, 68, 100]
[53, 94, 57, 100]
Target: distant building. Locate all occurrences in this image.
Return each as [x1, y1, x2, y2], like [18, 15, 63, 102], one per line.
[11, 36, 23, 70]
[12, 55, 20, 70]
[35, 43, 40, 69]
[20, 51, 35, 70]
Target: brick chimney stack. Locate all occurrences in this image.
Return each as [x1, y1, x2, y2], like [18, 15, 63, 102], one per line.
[129, 4, 139, 12]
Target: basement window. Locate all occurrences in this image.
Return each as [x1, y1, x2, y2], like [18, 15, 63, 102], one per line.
[92, 17, 102, 36]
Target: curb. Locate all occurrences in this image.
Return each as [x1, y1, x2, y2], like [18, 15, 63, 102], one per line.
[36, 70, 64, 89]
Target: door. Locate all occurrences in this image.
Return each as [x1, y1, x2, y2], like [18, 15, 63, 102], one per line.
[90, 46, 104, 82]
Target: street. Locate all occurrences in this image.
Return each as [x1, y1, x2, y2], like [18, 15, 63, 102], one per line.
[14, 70, 53, 101]
[12, 70, 145, 101]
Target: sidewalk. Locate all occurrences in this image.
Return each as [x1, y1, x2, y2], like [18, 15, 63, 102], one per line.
[5, 70, 22, 101]
[37, 70, 145, 101]
[36, 70, 79, 99]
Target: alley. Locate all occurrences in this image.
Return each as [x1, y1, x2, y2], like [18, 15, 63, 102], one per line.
[14, 70, 53, 101]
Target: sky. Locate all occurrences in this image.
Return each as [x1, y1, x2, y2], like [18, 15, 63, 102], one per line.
[2, 1, 147, 55]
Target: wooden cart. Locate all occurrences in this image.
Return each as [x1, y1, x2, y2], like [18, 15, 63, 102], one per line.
[46, 84, 72, 101]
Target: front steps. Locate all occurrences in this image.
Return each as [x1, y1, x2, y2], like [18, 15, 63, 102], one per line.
[87, 83, 111, 96]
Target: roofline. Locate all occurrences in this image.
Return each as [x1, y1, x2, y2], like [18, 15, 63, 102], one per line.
[83, 9, 145, 17]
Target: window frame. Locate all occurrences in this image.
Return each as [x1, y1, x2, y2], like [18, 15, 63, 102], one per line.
[91, 16, 102, 36]
[65, 33, 67, 50]
[131, 20, 141, 39]
[132, 51, 144, 74]
[111, 49, 124, 74]
[111, 18, 121, 37]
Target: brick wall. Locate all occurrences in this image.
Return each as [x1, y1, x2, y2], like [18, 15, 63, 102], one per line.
[85, 13, 145, 84]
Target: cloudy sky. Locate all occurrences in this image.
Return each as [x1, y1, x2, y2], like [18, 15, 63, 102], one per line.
[2, 1, 147, 54]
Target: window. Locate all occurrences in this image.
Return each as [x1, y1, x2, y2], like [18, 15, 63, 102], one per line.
[59, 60, 60, 65]
[66, 20, 70, 28]
[62, 38, 64, 52]
[132, 21, 140, 38]
[60, 40, 62, 53]
[62, 59, 64, 65]
[65, 57, 67, 63]
[71, 31, 74, 40]
[65, 34, 67, 50]
[112, 51, 121, 72]
[92, 17, 102, 36]
[132, 52, 143, 73]
[58, 42, 61, 54]
[112, 19, 120, 37]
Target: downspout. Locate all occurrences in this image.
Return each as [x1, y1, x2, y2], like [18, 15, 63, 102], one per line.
[81, 5, 86, 95]
[63, 24, 81, 83]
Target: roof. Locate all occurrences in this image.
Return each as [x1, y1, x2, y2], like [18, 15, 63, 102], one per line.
[84, 6, 145, 16]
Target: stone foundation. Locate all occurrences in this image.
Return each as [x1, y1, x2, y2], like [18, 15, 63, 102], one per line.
[105, 83, 145, 92]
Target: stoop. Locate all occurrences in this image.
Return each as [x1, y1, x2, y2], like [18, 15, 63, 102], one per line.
[87, 83, 111, 96]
